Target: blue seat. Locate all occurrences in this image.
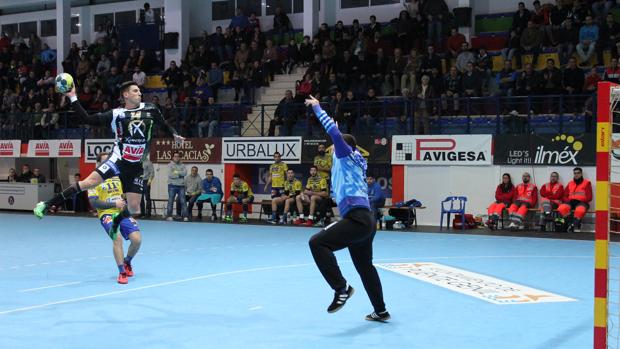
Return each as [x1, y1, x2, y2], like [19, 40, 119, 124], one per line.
[440, 196, 467, 230]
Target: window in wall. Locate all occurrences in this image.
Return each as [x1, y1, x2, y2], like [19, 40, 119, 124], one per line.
[236, 0, 262, 16]
[94, 13, 114, 30]
[341, 0, 370, 8]
[41, 19, 57, 37]
[115, 10, 136, 26]
[212, 0, 235, 21]
[370, 0, 399, 5]
[293, 0, 305, 13]
[71, 16, 80, 34]
[1, 24, 18, 36]
[139, 7, 164, 23]
[266, 0, 292, 15]
[19, 22, 37, 36]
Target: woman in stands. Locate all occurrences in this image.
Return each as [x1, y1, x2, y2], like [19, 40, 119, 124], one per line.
[486, 173, 516, 230]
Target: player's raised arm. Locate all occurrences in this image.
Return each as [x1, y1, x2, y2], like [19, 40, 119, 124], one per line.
[152, 106, 185, 143]
[305, 95, 352, 158]
[65, 85, 113, 125]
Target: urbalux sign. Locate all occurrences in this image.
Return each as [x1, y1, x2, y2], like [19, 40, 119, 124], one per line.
[222, 137, 302, 164]
[391, 135, 492, 165]
[494, 134, 595, 166]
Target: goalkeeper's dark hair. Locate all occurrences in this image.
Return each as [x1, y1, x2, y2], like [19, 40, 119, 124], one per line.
[342, 133, 357, 150]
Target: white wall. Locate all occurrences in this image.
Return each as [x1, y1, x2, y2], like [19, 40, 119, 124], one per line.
[0, 158, 16, 179]
[404, 165, 596, 227]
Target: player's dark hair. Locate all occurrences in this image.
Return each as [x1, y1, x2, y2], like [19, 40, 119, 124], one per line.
[273, 151, 281, 156]
[287, 168, 294, 173]
[342, 133, 357, 150]
[120, 81, 138, 96]
[74, 173, 81, 177]
[574, 167, 583, 173]
[310, 165, 318, 170]
[96, 151, 109, 164]
[206, 169, 213, 174]
[233, 173, 240, 178]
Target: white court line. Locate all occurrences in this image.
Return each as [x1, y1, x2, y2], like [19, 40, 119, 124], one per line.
[19, 282, 82, 293]
[249, 306, 263, 311]
[0, 263, 314, 315]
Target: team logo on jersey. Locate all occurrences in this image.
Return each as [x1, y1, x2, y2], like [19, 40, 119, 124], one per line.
[103, 216, 113, 224]
[129, 120, 145, 137]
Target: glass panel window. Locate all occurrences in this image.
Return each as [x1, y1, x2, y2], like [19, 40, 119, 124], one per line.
[266, 0, 292, 16]
[41, 19, 56, 37]
[94, 13, 114, 30]
[19, 22, 37, 36]
[212, 0, 235, 21]
[341, 0, 369, 9]
[115, 11, 136, 26]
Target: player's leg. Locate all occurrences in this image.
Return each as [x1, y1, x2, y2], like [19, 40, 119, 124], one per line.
[281, 197, 293, 224]
[34, 169, 104, 218]
[112, 233, 129, 284]
[305, 195, 321, 226]
[308, 215, 365, 313]
[123, 225, 141, 278]
[224, 196, 236, 222]
[269, 196, 282, 223]
[109, 175, 143, 237]
[294, 194, 309, 225]
[239, 196, 252, 223]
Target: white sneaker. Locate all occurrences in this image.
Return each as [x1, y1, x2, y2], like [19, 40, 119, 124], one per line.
[508, 222, 516, 229]
[166, 217, 173, 221]
[183, 217, 189, 222]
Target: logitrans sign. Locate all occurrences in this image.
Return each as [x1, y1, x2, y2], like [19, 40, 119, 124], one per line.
[376, 262, 576, 305]
[494, 133, 595, 166]
[85, 139, 115, 163]
[222, 137, 302, 164]
[391, 135, 492, 165]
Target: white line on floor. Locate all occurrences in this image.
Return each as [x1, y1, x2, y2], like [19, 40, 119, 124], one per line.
[249, 306, 263, 311]
[0, 263, 314, 315]
[19, 282, 82, 293]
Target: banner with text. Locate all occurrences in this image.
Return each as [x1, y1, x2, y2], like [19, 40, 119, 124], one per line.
[0, 140, 21, 157]
[150, 138, 221, 164]
[391, 135, 492, 165]
[493, 133, 595, 166]
[26, 140, 81, 158]
[84, 139, 115, 163]
[222, 137, 302, 164]
[301, 137, 391, 164]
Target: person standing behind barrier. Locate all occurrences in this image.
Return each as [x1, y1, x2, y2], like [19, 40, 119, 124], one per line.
[538, 172, 564, 231]
[507, 172, 538, 230]
[314, 143, 332, 181]
[413, 75, 434, 135]
[166, 152, 188, 222]
[557, 167, 592, 233]
[486, 173, 516, 230]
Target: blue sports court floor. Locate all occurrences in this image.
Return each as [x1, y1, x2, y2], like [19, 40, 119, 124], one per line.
[0, 212, 603, 349]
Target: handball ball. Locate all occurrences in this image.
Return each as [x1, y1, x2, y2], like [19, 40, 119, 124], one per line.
[55, 73, 74, 94]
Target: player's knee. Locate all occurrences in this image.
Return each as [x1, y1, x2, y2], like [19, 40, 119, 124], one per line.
[130, 232, 142, 245]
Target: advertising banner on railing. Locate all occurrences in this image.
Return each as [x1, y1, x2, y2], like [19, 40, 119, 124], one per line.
[493, 133, 595, 166]
[301, 137, 391, 164]
[150, 138, 221, 164]
[222, 137, 302, 164]
[26, 140, 81, 158]
[391, 135, 492, 165]
[84, 139, 116, 163]
[0, 140, 21, 157]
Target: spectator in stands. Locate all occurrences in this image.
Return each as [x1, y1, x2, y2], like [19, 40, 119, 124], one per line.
[248, 12, 261, 32]
[294, 166, 329, 226]
[413, 75, 434, 134]
[401, 50, 421, 95]
[36, 70, 54, 89]
[284, 39, 300, 74]
[604, 58, 620, 84]
[197, 97, 220, 137]
[166, 152, 188, 222]
[423, 0, 449, 49]
[512, 2, 532, 35]
[30, 168, 45, 184]
[232, 61, 251, 102]
[269, 169, 302, 225]
[132, 66, 146, 90]
[384, 48, 406, 95]
[367, 175, 385, 220]
[557, 167, 592, 232]
[229, 8, 249, 31]
[197, 169, 223, 221]
[517, 63, 541, 97]
[562, 57, 585, 112]
[273, 7, 293, 44]
[476, 47, 493, 92]
[268, 90, 296, 136]
[530, 1, 545, 26]
[96, 54, 111, 76]
[486, 173, 516, 230]
[17, 164, 33, 183]
[456, 42, 475, 73]
[300, 36, 314, 66]
[210, 26, 225, 63]
[442, 66, 461, 113]
[507, 172, 538, 230]
[576, 16, 599, 67]
[584, 66, 601, 94]
[360, 88, 380, 132]
[141, 2, 157, 24]
[547, 0, 569, 46]
[421, 45, 442, 76]
[262, 39, 280, 82]
[403, 0, 421, 18]
[597, 13, 620, 66]
[520, 21, 543, 68]
[592, 0, 614, 23]
[40, 44, 56, 65]
[538, 171, 564, 231]
[207, 62, 223, 101]
[462, 62, 481, 98]
[106, 66, 123, 96]
[162, 61, 183, 98]
[541, 58, 562, 95]
[140, 158, 154, 218]
[7, 168, 17, 183]
[224, 173, 254, 223]
[447, 28, 467, 62]
[183, 166, 202, 221]
[556, 20, 578, 66]
[396, 10, 414, 53]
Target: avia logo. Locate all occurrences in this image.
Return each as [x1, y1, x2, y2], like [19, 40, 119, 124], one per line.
[58, 141, 74, 156]
[34, 142, 50, 156]
[534, 135, 584, 165]
[0, 142, 14, 156]
[122, 144, 145, 162]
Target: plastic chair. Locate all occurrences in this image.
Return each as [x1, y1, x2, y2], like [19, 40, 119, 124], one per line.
[440, 196, 467, 230]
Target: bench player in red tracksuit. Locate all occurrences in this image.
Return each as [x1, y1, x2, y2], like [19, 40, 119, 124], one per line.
[537, 172, 564, 231]
[507, 172, 538, 230]
[486, 173, 516, 230]
[557, 167, 592, 233]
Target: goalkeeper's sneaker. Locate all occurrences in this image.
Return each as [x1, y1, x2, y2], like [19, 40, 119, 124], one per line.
[117, 272, 128, 284]
[123, 262, 134, 277]
[365, 311, 391, 322]
[327, 285, 355, 313]
[223, 215, 233, 223]
[239, 216, 248, 224]
[107, 212, 120, 241]
[33, 201, 48, 219]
